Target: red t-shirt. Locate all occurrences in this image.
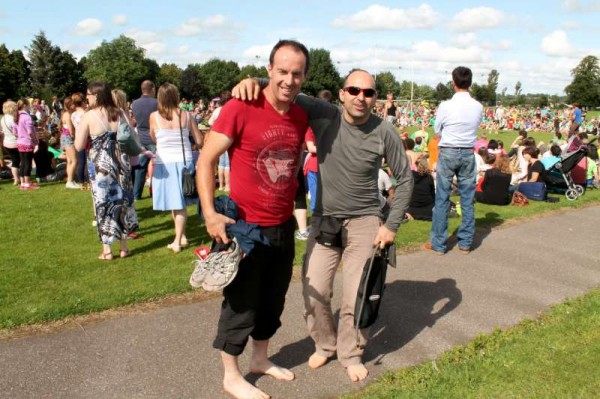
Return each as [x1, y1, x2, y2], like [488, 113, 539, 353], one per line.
[304, 127, 318, 174]
[212, 94, 308, 226]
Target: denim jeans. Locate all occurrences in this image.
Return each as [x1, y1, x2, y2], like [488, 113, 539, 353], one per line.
[132, 144, 156, 200]
[430, 148, 476, 252]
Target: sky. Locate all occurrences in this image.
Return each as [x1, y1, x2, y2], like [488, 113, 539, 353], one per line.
[0, 0, 599, 96]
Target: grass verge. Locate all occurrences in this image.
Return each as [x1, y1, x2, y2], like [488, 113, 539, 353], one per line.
[344, 287, 600, 399]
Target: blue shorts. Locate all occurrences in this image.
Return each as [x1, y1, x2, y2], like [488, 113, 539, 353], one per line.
[60, 134, 74, 150]
[218, 152, 230, 169]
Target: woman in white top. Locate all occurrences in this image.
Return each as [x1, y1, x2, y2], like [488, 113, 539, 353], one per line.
[1, 100, 20, 185]
[149, 83, 203, 253]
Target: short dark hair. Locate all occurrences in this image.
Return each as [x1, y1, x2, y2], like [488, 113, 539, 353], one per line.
[269, 39, 310, 74]
[317, 89, 333, 103]
[550, 145, 561, 156]
[452, 66, 472, 89]
[522, 146, 539, 158]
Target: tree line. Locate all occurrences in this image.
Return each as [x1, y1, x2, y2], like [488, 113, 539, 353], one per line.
[1, 31, 598, 108]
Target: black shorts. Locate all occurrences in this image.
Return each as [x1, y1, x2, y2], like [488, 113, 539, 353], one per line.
[213, 217, 296, 356]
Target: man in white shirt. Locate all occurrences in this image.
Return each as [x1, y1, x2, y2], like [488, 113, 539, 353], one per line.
[425, 66, 483, 255]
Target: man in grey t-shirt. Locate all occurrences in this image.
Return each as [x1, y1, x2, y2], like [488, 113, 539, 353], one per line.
[234, 69, 413, 382]
[131, 80, 158, 200]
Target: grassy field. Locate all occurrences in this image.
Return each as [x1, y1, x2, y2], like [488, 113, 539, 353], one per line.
[344, 288, 600, 399]
[0, 128, 598, 330]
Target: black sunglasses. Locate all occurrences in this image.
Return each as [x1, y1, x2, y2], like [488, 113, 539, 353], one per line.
[344, 86, 377, 98]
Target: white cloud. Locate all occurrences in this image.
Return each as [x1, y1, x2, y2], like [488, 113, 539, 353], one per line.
[451, 32, 477, 48]
[177, 45, 190, 54]
[561, 20, 580, 30]
[124, 28, 160, 45]
[142, 42, 168, 59]
[498, 40, 512, 50]
[450, 7, 506, 32]
[112, 14, 127, 26]
[541, 30, 579, 57]
[73, 18, 103, 36]
[242, 44, 273, 65]
[331, 4, 440, 31]
[174, 15, 239, 36]
[563, 0, 581, 11]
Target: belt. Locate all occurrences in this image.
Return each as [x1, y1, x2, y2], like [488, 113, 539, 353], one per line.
[439, 146, 474, 150]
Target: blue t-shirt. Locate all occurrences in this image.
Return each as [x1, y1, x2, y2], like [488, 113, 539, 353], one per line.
[574, 108, 583, 124]
[541, 155, 560, 170]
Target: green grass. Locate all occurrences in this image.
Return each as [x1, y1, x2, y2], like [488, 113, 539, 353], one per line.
[0, 128, 597, 330]
[344, 288, 600, 399]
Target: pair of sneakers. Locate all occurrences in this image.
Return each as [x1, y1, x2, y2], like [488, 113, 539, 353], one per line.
[20, 183, 40, 191]
[190, 237, 243, 291]
[65, 181, 81, 189]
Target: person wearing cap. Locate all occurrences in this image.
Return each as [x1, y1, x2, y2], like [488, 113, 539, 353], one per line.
[425, 66, 483, 255]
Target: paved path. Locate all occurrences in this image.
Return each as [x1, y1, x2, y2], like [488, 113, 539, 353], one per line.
[2, 207, 600, 399]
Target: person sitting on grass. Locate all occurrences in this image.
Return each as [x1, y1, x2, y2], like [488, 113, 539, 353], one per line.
[586, 145, 599, 188]
[522, 146, 547, 184]
[541, 144, 562, 170]
[475, 154, 512, 205]
[405, 157, 435, 221]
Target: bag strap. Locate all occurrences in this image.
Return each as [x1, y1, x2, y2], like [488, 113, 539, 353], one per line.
[178, 111, 186, 166]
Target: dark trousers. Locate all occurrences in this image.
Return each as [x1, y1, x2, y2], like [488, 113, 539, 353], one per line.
[213, 217, 295, 356]
[76, 150, 87, 183]
[19, 151, 33, 178]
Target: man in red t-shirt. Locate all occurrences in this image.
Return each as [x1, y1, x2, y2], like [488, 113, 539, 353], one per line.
[197, 40, 309, 399]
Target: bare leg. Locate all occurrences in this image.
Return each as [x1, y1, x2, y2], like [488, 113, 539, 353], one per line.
[171, 209, 187, 247]
[346, 364, 369, 382]
[65, 146, 78, 184]
[249, 339, 294, 381]
[218, 167, 225, 190]
[11, 167, 19, 185]
[221, 351, 270, 399]
[224, 168, 231, 191]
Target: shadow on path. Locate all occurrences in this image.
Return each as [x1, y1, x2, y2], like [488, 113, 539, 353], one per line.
[364, 278, 462, 364]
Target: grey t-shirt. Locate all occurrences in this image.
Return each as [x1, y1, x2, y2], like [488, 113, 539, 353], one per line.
[295, 95, 413, 233]
[131, 95, 158, 147]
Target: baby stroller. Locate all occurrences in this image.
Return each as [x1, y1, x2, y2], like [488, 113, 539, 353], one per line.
[546, 146, 587, 201]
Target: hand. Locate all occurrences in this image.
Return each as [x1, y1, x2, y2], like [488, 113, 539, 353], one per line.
[231, 78, 261, 101]
[372, 225, 396, 249]
[204, 213, 236, 244]
[142, 150, 155, 159]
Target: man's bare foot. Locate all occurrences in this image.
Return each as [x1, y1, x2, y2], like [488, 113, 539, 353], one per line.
[346, 363, 369, 382]
[308, 353, 329, 369]
[223, 374, 270, 399]
[249, 359, 295, 381]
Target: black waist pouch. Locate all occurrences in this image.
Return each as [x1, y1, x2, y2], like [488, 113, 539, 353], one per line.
[314, 216, 344, 248]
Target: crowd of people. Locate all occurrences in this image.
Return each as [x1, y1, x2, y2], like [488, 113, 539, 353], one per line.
[2, 37, 600, 399]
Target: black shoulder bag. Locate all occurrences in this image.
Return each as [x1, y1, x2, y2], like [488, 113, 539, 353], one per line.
[179, 112, 198, 198]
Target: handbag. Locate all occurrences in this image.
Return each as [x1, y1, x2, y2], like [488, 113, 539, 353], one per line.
[517, 182, 547, 201]
[511, 191, 529, 206]
[179, 112, 198, 198]
[116, 111, 142, 156]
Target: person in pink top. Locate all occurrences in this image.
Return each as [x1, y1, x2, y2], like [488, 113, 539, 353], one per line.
[13, 99, 40, 190]
[474, 132, 489, 153]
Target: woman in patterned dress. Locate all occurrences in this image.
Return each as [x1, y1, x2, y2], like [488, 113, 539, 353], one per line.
[75, 82, 139, 260]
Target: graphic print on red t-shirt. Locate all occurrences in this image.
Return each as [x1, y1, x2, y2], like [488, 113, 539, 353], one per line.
[212, 94, 308, 226]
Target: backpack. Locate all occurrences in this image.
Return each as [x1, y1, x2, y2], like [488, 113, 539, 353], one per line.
[116, 113, 142, 156]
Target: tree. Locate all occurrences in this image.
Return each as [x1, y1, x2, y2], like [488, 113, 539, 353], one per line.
[28, 31, 55, 99]
[470, 83, 488, 104]
[0, 45, 30, 103]
[373, 71, 398, 98]
[84, 35, 150, 100]
[197, 59, 240, 99]
[237, 64, 268, 81]
[180, 64, 202, 100]
[302, 48, 341, 96]
[514, 81, 522, 96]
[143, 58, 160, 86]
[487, 69, 499, 105]
[47, 47, 86, 99]
[157, 63, 182, 87]
[434, 82, 453, 102]
[565, 55, 600, 107]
